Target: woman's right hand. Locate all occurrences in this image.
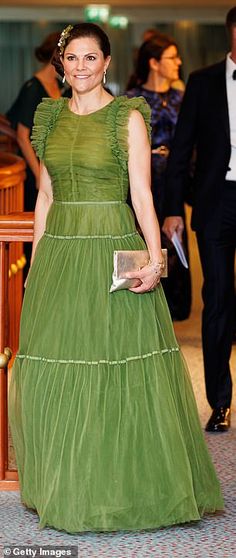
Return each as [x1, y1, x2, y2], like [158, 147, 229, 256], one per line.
[124, 260, 165, 294]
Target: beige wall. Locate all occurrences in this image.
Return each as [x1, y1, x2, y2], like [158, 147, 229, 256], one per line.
[0, 0, 233, 6]
[0, 2, 232, 25]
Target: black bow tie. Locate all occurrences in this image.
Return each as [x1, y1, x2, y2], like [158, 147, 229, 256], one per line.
[233, 69, 236, 80]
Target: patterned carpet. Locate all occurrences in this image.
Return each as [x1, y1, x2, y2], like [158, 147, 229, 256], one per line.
[0, 311, 235, 558]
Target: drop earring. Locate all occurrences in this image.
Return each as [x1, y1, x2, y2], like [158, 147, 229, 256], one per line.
[62, 74, 66, 84]
[103, 70, 106, 85]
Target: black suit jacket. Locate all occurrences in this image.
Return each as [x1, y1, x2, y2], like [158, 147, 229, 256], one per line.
[165, 59, 231, 230]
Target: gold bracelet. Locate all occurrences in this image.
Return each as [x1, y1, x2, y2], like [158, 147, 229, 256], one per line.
[148, 260, 165, 274]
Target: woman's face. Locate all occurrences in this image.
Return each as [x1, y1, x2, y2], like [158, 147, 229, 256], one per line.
[62, 36, 111, 93]
[157, 45, 182, 82]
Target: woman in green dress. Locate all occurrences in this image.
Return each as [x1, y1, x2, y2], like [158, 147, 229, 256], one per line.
[9, 22, 223, 533]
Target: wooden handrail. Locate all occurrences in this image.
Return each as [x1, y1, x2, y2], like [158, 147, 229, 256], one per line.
[0, 155, 25, 186]
[0, 154, 25, 216]
[0, 213, 34, 488]
[0, 212, 34, 242]
[0, 153, 30, 489]
[0, 153, 23, 170]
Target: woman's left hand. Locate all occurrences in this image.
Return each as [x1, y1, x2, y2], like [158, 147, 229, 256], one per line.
[124, 261, 164, 294]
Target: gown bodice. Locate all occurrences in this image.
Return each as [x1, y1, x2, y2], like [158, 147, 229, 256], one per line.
[31, 96, 151, 238]
[31, 96, 151, 204]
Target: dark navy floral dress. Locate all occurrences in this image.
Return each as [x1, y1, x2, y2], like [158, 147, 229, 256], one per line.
[126, 86, 191, 320]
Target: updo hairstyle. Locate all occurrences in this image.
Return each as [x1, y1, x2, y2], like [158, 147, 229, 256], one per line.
[51, 22, 111, 77]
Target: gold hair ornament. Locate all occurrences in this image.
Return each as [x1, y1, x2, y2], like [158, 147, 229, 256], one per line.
[58, 24, 74, 55]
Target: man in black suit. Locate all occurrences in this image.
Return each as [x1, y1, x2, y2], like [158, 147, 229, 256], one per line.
[163, 7, 236, 432]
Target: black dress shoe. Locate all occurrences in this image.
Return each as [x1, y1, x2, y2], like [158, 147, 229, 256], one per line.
[205, 407, 231, 432]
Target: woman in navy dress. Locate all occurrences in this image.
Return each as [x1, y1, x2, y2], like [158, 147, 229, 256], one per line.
[126, 33, 191, 320]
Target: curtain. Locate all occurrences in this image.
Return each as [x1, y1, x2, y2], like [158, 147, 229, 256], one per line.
[0, 21, 133, 115]
[0, 22, 65, 115]
[0, 20, 229, 115]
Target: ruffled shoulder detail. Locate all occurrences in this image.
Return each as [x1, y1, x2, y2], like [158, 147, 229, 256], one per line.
[107, 95, 151, 171]
[31, 98, 66, 160]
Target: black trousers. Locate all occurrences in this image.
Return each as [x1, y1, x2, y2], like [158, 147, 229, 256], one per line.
[196, 180, 236, 409]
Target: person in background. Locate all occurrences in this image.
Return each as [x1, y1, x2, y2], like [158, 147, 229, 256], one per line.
[142, 27, 159, 42]
[126, 33, 191, 320]
[163, 6, 236, 432]
[6, 32, 67, 275]
[142, 28, 185, 92]
[126, 30, 185, 93]
[6, 31, 65, 211]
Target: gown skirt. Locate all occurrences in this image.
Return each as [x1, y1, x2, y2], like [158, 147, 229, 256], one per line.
[9, 200, 224, 533]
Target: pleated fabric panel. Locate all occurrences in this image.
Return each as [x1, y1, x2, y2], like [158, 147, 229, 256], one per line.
[9, 96, 223, 533]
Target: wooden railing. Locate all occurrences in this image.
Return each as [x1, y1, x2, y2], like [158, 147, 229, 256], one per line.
[0, 213, 34, 489]
[0, 153, 25, 355]
[0, 152, 30, 489]
[0, 153, 24, 211]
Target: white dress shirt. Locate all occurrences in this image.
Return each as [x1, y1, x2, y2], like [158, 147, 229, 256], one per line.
[225, 53, 236, 181]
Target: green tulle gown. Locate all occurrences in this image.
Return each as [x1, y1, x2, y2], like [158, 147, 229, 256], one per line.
[9, 96, 223, 533]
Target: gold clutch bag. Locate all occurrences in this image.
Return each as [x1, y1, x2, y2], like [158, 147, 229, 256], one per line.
[110, 249, 168, 293]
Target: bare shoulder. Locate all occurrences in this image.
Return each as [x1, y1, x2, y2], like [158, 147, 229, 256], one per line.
[129, 108, 146, 122]
[128, 109, 148, 134]
[127, 109, 150, 155]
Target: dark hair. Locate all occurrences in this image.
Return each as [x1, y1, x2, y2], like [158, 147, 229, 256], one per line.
[51, 22, 111, 77]
[135, 33, 177, 84]
[226, 6, 236, 30]
[142, 28, 159, 42]
[35, 32, 61, 64]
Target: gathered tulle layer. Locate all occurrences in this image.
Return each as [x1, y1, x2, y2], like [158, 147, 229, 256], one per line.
[19, 224, 178, 362]
[9, 206, 223, 533]
[45, 201, 137, 237]
[9, 350, 223, 534]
